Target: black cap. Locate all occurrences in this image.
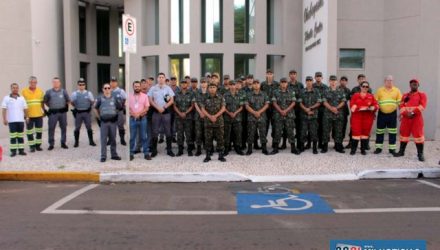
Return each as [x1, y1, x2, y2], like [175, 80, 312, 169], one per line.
[315, 72, 323, 77]
[180, 79, 188, 84]
[110, 76, 117, 81]
[280, 77, 288, 82]
[289, 69, 297, 74]
[340, 76, 348, 81]
[329, 75, 337, 81]
[253, 79, 260, 84]
[306, 76, 313, 81]
[236, 78, 243, 83]
[77, 78, 85, 83]
[200, 77, 207, 83]
[208, 82, 217, 87]
[246, 74, 254, 79]
[184, 75, 190, 79]
[170, 76, 177, 80]
[240, 75, 246, 81]
[229, 80, 236, 85]
[190, 77, 198, 82]
[224, 74, 230, 79]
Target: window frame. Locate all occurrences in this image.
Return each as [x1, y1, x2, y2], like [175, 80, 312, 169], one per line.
[339, 48, 366, 70]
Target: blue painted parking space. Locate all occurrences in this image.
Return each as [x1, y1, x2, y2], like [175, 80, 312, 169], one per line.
[236, 193, 334, 215]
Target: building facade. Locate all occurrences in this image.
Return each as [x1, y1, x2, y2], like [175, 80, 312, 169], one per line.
[1, 0, 440, 139]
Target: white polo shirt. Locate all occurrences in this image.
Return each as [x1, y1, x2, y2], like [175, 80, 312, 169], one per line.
[2, 95, 28, 123]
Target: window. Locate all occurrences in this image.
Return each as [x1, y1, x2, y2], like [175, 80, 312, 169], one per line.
[118, 64, 125, 89]
[79, 2, 86, 53]
[170, 55, 190, 81]
[235, 54, 255, 79]
[118, 12, 123, 58]
[267, 0, 274, 44]
[201, 54, 223, 78]
[202, 0, 223, 43]
[144, 0, 159, 45]
[80, 62, 89, 82]
[97, 64, 111, 91]
[234, 0, 255, 43]
[96, 6, 110, 56]
[170, 0, 190, 44]
[339, 49, 365, 69]
[266, 55, 283, 75]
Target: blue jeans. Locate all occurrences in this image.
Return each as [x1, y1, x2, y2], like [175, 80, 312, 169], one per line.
[130, 117, 149, 155]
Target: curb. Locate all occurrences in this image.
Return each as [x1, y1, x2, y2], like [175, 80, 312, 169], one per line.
[0, 169, 439, 183]
[0, 171, 100, 182]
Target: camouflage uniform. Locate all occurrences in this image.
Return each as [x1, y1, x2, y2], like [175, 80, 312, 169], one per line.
[201, 93, 225, 152]
[193, 90, 207, 147]
[322, 88, 346, 144]
[223, 91, 243, 149]
[337, 85, 351, 140]
[261, 80, 279, 139]
[313, 83, 329, 146]
[240, 87, 252, 148]
[174, 89, 194, 148]
[298, 88, 322, 142]
[246, 91, 270, 144]
[288, 81, 305, 142]
[272, 89, 296, 145]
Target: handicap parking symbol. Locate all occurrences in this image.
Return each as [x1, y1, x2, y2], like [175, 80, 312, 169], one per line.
[236, 193, 334, 215]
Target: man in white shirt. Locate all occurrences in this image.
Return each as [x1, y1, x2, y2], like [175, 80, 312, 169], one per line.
[2, 83, 29, 157]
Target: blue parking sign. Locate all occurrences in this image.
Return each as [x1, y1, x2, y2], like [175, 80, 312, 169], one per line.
[236, 193, 334, 215]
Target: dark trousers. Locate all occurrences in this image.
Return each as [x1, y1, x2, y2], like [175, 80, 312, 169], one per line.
[375, 111, 398, 151]
[26, 117, 43, 148]
[48, 112, 67, 146]
[100, 121, 117, 159]
[152, 112, 172, 138]
[75, 112, 92, 132]
[9, 122, 25, 153]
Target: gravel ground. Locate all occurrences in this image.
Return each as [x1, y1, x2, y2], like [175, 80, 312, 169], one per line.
[0, 124, 439, 176]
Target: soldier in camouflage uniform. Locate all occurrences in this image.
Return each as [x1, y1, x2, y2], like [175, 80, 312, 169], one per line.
[312, 72, 329, 149]
[201, 83, 226, 162]
[288, 70, 305, 149]
[271, 77, 300, 155]
[245, 79, 271, 155]
[223, 81, 245, 156]
[337, 76, 351, 147]
[193, 78, 208, 156]
[174, 80, 195, 156]
[298, 76, 322, 154]
[322, 75, 346, 154]
[261, 69, 279, 148]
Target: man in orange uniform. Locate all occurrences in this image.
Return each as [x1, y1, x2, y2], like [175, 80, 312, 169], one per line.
[394, 79, 427, 161]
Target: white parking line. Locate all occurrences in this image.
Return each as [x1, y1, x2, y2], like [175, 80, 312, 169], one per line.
[417, 180, 440, 189]
[41, 183, 440, 216]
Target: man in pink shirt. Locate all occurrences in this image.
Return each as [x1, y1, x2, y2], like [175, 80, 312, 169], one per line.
[129, 81, 151, 160]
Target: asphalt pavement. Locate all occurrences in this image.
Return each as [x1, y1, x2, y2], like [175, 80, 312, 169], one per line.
[1, 179, 440, 250]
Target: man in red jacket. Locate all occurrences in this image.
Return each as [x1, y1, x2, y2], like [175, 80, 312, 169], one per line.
[394, 79, 427, 161]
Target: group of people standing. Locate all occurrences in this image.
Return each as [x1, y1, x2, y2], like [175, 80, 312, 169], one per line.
[1, 70, 428, 164]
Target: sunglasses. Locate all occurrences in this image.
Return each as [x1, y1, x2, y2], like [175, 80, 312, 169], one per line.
[361, 85, 369, 88]
[78, 84, 85, 86]
[103, 87, 111, 90]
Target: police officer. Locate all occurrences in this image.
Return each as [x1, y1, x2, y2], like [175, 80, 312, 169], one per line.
[223, 80, 245, 156]
[201, 82, 226, 163]
[193, 78, 209, 156]
[245, 79, 271, 155]
[298, 76, 322, 154]
[110, 77, 127, 146]
[312, 72, 329, 149]
[71, 78, 96, 148]
[174, 79, 195, 156]
[44, 77, 70, 150]
[271, 77, 299, 155]
[322, 75, 346, 153]
[95, 83, 122, 162]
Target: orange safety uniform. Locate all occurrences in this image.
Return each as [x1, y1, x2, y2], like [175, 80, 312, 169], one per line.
[399, 91, 427, 144]
[350, 93, 379, 140]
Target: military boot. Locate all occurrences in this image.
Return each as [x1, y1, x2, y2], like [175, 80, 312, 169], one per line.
[291, 143, 300, 155]
[270, 144, 279, 155]
[87, 130, 96, 146]
[203, 150, 211, 162]
[350, 140, 359, 155]
[246, 143, 253, 155]
[320, 143, 328, 153]
[195, 145, 202, 156]
[298, 141, 305, 152]
[151, 138, 158, 157]
[262, 143, 269, 155]
[234, 145, 244, 155]
[305, 139, 311, 150]
[312, 141, 318, 154]
[360, 139, 368, 155]
[74, 130, 80, 148]
[280, 137, 287, 150]
[176, 145, 184, 156]
[119, 129, 127, 146]
[223, 145, 231, 156]
[218, 152, 226, 162]
[394, 142, 407, 157]
[335, 143, 345, 154]
[416, 144, 425, 162]
[188, 145, 194, 157]
[166, 137, 175, 157]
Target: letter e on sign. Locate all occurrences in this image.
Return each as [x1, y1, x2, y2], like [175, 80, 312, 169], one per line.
[122, 14, 137, 53]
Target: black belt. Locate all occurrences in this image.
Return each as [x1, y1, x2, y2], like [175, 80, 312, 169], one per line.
[130, 115, 146, 120]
